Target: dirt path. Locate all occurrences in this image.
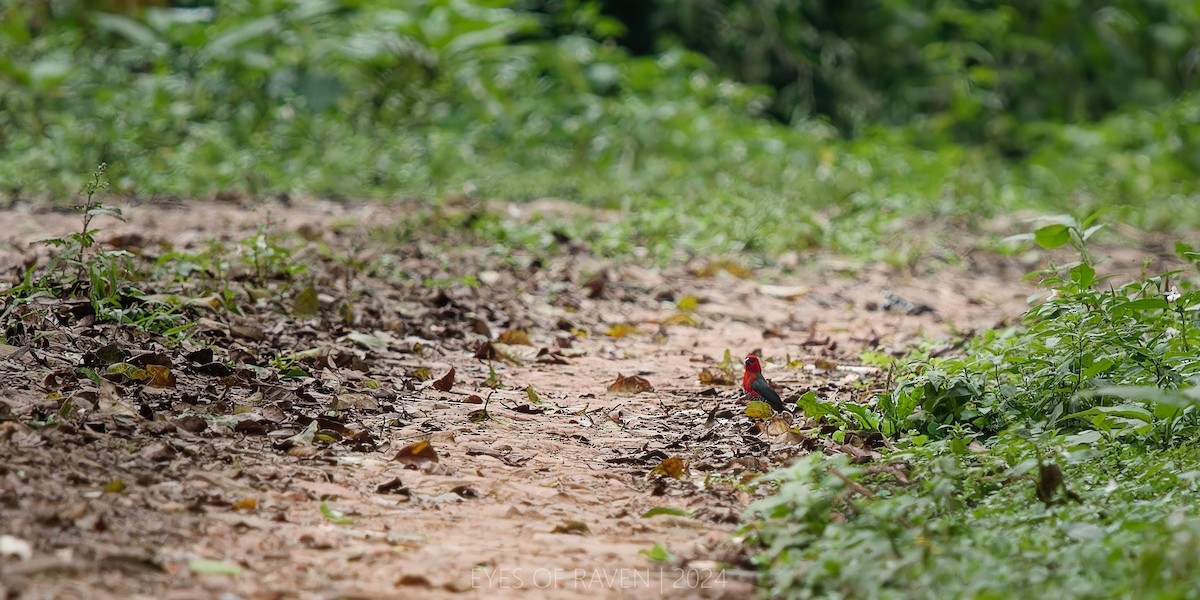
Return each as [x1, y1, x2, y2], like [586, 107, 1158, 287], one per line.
[0, 198, 1033, 598]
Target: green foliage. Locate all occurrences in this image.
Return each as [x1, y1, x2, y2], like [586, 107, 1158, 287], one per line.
[880, 225, 1200, 440]
[2, 1, 1199, 266]
[752, 230, 1200, 596]
[636, 0, 1200, 146]
[747, 437, 1200, 599]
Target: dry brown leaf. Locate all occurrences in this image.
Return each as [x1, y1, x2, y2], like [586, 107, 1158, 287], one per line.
[332, 393, 379, 411]
[394, 441, 439, 467]
[144, 364, 176, 389]
[650, 456, 688, 479]
[230, 324, 266, 341]
[432, 367, 455, 392]
[607, 373, 652, 394]
[551, 520, 590, 535]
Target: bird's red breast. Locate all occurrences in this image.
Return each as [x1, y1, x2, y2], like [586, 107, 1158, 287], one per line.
[742, 354, 763, 396]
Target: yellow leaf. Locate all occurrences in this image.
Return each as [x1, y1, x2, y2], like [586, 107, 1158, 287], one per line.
[232, 498, 258, 511]
[650, 457, 688, 479]
[605, 323, 639, 338]
[745, 401, 775, 419]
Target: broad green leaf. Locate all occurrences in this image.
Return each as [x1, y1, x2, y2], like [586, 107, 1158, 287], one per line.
[91, 12, 164, 50]
[796, 391, 840, 420]
[1034, 224, 1071, 249]
[202, 15, 279, 59]
[1066, 404, 1153, 423]
[1069, 263, 1095, 288]
[1117, 298, 1169, 313]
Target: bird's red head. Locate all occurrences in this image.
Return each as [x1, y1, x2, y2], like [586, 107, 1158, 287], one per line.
[744, 355, 762, 373]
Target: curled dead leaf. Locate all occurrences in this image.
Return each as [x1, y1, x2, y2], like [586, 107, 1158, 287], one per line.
[608, 373, 652, 394]
[432, 367, 455, 392]
[394, 441, 439, 468]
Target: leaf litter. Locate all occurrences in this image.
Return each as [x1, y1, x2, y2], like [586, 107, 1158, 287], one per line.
[0, 197, 1034, 598]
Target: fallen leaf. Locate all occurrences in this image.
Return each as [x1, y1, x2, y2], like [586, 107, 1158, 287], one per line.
[319, 501, 354, 524]
[145, 364, 176, 388]
[551, 520, 590, 535]
[230, 324, 266, 341]
[490, 343, 538, 364]
[765, 415, 793, 436]
[496, 329, 531, 345]
[641, 506, 689, 518]
[676, 296, 699, 312]
[232, 498, 258, 511]
[432, 368, 455, 392]
[332, 393, 379, 411]
[745, 401, 775, 420]
[605, 323, 639, 338]
[343, 331, 388, 350]
[450, 485, 477, 499]
[608, 374, 652, 394]
[813, 358, 838, 371]
[394, 441, 439, 467]
[188, 558, 243, 576]
[698, 367, 733, 386]
[293, 284, 318, 318]
[650, 456, 687, 479]
[661, 312, 700, 327]
[757, 284, 810, 300]
[376, 478, 410, 496]
[105, 362, 149, 382]
[639, 542, 676, 562]
[282, 420, 318, 448]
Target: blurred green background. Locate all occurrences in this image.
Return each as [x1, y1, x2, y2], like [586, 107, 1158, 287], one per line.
[3, 0, 1199, 258]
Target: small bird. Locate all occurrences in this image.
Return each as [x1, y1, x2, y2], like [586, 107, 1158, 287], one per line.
[742, 355, 786, 412]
